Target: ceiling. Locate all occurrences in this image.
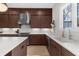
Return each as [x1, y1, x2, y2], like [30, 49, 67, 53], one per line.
[7, 3, 55, 8]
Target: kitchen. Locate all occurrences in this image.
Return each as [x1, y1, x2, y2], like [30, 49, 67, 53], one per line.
[0, 3, 79, 56]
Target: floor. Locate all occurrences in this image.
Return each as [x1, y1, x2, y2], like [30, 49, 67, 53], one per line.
[27, 45, 49, 56]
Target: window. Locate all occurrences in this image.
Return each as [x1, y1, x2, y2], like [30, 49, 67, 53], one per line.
[63, 4, 72, 28]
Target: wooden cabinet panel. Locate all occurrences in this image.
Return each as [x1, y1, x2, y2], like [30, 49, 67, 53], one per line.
[40, 16, 52, 28]
[62, 47, 75, 56]
[46, 36, 51, 55]
[30, 9, 52, 16]
[47, 36, 75, 56]
[41, 35, 48, 45]
[12, 44, 21, 56]
[12, 39, 27, 56]
[8, 14, 19, 28]
[30, 8, 52, 28]
[29, 35, 41, 45]
[0, 8, 52, 28]
[30, 15, 52, 28]
[0, 10, 8, 14]
[38, 9, 52, 16]
[20, 40, 27, 56]
[0, 14, 8, 28]
[30, 16, 41, 28]
[8, 9, 19, 14]
[50, 39, 62, 56]
[30, 9, 39, 16]
[26, 38, 30, 46]
[29, 34, 47, 45]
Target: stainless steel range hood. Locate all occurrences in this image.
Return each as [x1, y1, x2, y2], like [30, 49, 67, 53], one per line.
[18, 12, 31, 34]
[18, 12, 30, 25]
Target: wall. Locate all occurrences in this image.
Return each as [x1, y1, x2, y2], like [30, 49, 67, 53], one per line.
[53, 3, 69, 38]
[53, 3, 78, 40]
[53, 3, 79, 41]
[72, 4, 77, 28]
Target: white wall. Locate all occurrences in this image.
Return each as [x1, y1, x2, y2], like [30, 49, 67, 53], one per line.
[53, 3, 69, 38]
[53, 3, 79, 41]
[72, 4, 77, 28]
[7, 3, 55, 8]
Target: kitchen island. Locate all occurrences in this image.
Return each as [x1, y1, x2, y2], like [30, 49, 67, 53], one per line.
[0, 37, 28, 56]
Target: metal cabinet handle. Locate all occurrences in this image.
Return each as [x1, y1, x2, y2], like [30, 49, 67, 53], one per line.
[21, 45, 24, 49]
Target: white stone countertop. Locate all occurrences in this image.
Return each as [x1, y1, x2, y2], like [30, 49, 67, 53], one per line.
[0, 37, 28, 56]
[30, 28, 79, 56]
[0, 28, 79, 56]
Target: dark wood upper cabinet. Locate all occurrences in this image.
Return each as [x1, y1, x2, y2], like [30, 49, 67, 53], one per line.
[0, 10, 8, 14]
[0, 14, 8, 28]
[8, 9, 19, 14]
[0, 8, 52, 28]
[38, 9, 52, 16]
[30, 8, 52, 28]
[30, 8, 52, 16]
[30, 9, 39, 16]
[40, 16, 52, 28]
[8, 14, 19, 28]
[30, 16, 41, 28]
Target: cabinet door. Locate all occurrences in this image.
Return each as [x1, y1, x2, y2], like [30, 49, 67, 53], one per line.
[29, 35, 47, 45]
[29, 35, 41, 45]
[30, 16, 41, 28]
[12, 40, 27, 56]
[62, 47, 75, 56]
[26, 38, 30, 46]
[12, 45, 20, 56]
[50, 39, 61, 56]
[40, 16, 52, 28]
[20, 40, 27, 56]
[39, 9, 52, 16]
[46, 36, 51, 55]
[0, 10, 8, 14]
[8, 14, 19, 28]
[41, 35, 48, 45]
[8, 9, 19, 14]
[0, 14, 8, 28]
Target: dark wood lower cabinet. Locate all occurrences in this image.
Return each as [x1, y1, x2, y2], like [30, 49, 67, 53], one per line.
[29, 34, 48, 45]
[5, 35, 75, 56]
[46, 36, 51, 55]
[50, 39, 61, 56]
[61, 47, 75, 56]
[12, 39, 27, 56]
[47, 36, 75, 56]
[5, 39, 27, 56]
